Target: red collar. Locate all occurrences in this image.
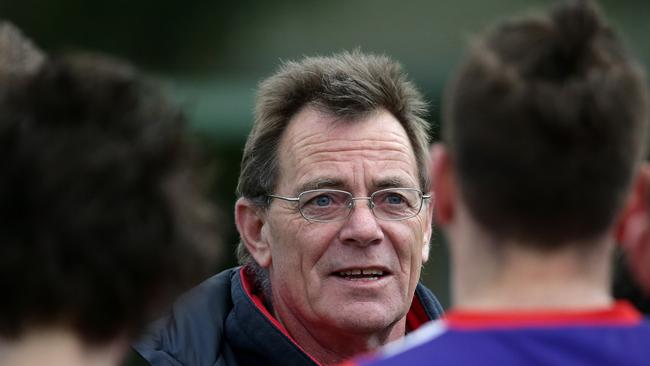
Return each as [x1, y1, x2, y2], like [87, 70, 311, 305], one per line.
[238, 267, 321, 364]
[443, 301, 642, 330]
[406, 289, 431, 331]
[239, 267, 433, 363]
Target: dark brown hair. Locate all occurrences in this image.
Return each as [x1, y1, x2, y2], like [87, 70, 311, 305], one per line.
[0, 54, 218, 344]
[444, 0, 649, 247]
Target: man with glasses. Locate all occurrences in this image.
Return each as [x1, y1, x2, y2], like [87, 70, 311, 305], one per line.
[133, 51, 444, 366]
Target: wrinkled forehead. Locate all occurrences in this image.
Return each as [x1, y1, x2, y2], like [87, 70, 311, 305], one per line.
[275, 106, 419, 193]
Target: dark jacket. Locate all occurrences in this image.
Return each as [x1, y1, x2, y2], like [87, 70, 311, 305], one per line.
[133, 266, 444, 366]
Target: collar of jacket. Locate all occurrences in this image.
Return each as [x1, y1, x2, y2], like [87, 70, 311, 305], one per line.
[225, 266, 444, 365]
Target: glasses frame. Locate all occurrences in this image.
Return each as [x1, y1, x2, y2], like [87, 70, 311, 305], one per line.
[267, 187, 431, 223]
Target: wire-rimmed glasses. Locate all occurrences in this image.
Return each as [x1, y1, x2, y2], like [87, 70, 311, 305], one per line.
[267, 188, 430, 223]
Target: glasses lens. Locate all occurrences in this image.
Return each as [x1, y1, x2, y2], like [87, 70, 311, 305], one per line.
[299, 190, 351, 222]
[372, 188, 422, 220]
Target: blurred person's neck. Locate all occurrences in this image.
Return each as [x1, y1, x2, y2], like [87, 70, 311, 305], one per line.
[0, 328, 127, 366]
[447, 206, 615, 311]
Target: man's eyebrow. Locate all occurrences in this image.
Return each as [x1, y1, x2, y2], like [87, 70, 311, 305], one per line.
[297, 178, 345, 193]
[374, 176, 414, 190]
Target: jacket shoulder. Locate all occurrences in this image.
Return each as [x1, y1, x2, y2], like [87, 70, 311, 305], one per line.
[132, 267, 239, 366]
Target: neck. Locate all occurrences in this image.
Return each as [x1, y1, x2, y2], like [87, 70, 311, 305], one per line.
[449, 221, 615, 311]
[273, 304, 406, 365]
[0, 329, 126, 366]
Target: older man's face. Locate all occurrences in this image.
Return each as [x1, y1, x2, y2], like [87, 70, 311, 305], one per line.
[263, 107, 432, 336]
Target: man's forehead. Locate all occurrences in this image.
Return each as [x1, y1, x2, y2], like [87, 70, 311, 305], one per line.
[279, 107, 415, 156]
[274, 106, 420, 191]
[282, 106, 401, 141]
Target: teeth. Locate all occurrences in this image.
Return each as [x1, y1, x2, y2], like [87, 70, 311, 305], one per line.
[362, 269, 384, 276]
[339, 269, 362, 276]
[338, 268, 384, 276]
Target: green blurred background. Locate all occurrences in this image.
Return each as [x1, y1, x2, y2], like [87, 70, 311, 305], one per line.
[3, 0, 649, 308]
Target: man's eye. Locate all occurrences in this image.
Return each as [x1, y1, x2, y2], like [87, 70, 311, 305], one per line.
[315, 195, 332, 206]
[385, 194, 405, 205]
[311, 195, 332, 207]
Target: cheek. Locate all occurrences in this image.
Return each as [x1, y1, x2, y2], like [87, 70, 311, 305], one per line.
[385, 222, 426, 269]
[403, 220, 427, 254]
[266, 216, 303, 269]
[299, 224, 342, 270]
[268, 218, 338, 274]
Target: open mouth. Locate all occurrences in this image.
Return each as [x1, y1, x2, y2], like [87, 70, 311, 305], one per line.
[334, 268, 389, 281]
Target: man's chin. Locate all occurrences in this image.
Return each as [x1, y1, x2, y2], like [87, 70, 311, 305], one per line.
[323, 301, 405, 334]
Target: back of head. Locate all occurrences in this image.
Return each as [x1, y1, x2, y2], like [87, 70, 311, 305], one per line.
[444, 0, 649, 248]
[0, 53, 218, 344]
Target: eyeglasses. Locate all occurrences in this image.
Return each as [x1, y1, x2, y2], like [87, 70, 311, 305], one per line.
[267, 188, 430, 223]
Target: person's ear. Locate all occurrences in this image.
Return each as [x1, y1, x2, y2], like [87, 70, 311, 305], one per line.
[431, 143, 455, 227]
[617, 163, 650, 294]
[235, 198, 272, 267]
[617, 163, 650, 246]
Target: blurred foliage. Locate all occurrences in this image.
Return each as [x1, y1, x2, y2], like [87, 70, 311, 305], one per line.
[3, 0, 650, 308]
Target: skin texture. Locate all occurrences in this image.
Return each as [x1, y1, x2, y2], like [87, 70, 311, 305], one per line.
[235, 107, 433, 363]
[0, 329, 127, 366]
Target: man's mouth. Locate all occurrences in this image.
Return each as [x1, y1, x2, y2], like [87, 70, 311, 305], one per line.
[334, 268, 389, 281]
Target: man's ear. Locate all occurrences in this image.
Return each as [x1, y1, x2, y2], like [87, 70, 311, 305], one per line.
[431, 143, 455, 227]
[235, 198, 272, 267]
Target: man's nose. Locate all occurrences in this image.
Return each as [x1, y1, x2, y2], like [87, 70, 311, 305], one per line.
[338, 198, 384, 247]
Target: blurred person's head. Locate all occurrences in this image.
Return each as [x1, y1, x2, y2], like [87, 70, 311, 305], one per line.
[234, 50, 433, 363]
[433, 0, 648, 307]
[0, 53, 218, 365]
